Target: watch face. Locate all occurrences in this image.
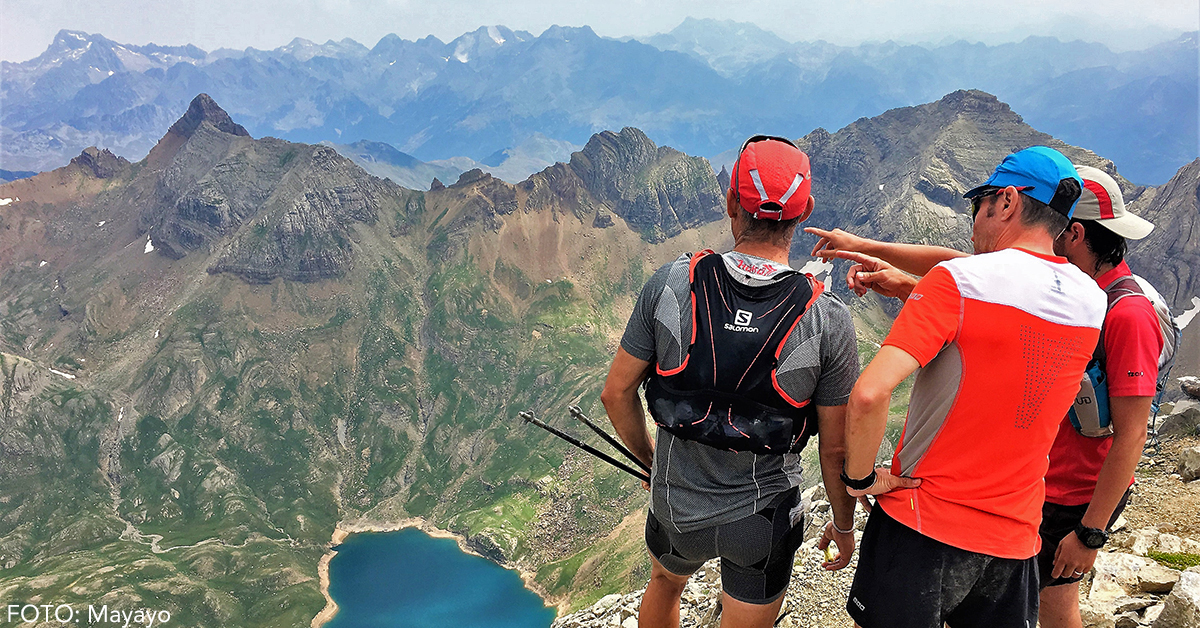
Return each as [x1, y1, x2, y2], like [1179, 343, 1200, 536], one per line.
[1078, 527, 1108, 548]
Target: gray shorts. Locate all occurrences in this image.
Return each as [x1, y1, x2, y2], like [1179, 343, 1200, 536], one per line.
[644, 487, 805, 604]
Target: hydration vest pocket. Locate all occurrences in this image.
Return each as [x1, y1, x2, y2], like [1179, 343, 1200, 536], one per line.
[1068, 360, 1112, 438]
[645, 378, 817, 454]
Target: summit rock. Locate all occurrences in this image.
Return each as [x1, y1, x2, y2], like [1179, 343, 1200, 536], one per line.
[166, 94, 251, 139]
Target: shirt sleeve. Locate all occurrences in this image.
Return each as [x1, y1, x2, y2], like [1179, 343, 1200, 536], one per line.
[814, 294, 861, 406]
[881, 266, 963, 367]
[619, 261, 674, 362]
[1102, 296, 1163, 397]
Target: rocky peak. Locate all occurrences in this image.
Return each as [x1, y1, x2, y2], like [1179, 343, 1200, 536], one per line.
[569, 128, 658, 202]
[716, 166, 730, 193]
[166, 94, 250, 139]
[1128, 158, 1200, 310]
[454, 169, 491, 187]
[69, 147, 130, 179]
[934, 89, 1014, 117]
[430, 177, 445, 191]
[559, 127, 723, 241]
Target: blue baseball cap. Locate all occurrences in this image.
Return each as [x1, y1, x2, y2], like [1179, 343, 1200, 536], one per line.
[964, 146, 1084, 217]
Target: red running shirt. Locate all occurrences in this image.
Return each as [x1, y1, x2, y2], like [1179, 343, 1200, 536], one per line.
[877, 248, 1105, 559]
[1044, 262, 1163, 506]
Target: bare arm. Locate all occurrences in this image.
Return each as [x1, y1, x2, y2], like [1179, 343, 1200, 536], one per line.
[844, 346, 923, 495]
[600, 347, 656, 470]
[816, 403, 859, 570]
[805, 227, 969, 276]
[1051, 395, 1151, 578]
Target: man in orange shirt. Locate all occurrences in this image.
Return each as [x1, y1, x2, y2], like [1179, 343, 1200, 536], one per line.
[811, 165, 1170, 628]
[837, 147, 1105, 627]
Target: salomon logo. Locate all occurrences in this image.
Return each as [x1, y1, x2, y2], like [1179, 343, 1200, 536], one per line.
[725, 310, 759, 333]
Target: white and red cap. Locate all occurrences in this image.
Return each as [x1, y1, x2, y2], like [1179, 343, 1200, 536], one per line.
[1072, 165, 1154, 240]
[731, 135, 812, 220]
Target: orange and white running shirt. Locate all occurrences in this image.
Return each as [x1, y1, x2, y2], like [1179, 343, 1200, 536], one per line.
[877, 248, 1106, 560]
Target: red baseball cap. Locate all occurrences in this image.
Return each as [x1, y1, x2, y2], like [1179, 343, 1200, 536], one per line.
[731, 135, 812, 220]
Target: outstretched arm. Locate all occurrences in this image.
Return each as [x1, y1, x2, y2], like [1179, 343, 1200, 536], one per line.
[834, 250, 920, 300]
[805, 227, 969, 276]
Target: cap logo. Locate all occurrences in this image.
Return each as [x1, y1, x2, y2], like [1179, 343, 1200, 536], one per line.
[1084, 179, 1115, 219]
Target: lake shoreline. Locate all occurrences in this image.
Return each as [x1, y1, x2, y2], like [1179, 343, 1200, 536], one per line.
[311, 518, 559, 628]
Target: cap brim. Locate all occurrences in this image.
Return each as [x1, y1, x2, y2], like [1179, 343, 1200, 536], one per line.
[963, 184, 998, 199]
[1096, 213, 1155, 240]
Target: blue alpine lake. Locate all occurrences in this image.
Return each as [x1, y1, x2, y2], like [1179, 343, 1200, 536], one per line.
[324, 527, 557, 628]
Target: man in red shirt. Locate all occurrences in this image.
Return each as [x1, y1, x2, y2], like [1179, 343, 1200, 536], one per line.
[807, 165, 1165, 628]
[836, 147, 1105, 628]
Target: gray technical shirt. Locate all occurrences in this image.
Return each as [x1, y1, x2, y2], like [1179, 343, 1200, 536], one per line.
[620, 251, 860, 533]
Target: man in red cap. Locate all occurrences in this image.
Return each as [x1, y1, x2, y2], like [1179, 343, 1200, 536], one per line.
[602, 136, 864, 628]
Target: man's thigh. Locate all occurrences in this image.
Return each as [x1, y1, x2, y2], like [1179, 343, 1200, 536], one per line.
[848, 507, 1037, 628]
[645, 488, 803, 605]
[1038, 488, 1132, 588]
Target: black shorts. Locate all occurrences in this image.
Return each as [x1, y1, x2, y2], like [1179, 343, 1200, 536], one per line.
[1038, 487, 1131, 588]
[644, 487, 804, 604]
[848, 506, 1038, 628]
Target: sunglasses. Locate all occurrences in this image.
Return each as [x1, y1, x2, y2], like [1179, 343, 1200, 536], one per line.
[970, 186, 1034, 218]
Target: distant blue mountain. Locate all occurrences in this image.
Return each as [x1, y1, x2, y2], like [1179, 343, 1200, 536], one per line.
[2, 24, 1195, 184]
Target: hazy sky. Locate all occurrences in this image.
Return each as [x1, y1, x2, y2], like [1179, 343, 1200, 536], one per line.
[2, 0, 1197, 62]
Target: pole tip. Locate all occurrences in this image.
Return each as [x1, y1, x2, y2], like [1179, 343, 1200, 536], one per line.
[518, 411, 534, 423]
[568, 405, 582, 417]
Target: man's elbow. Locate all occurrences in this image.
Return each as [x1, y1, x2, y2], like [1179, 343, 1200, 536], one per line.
[848, 383, 890, 416]
[599, 384, 625, 411]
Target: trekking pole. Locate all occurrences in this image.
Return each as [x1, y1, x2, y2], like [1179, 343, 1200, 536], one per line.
[568, 405, 652, 475]
[519, 411, 650, 484]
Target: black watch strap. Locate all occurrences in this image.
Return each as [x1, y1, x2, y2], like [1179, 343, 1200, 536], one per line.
[840, 465, 877, 491]
[1074, 524, 1109, 549]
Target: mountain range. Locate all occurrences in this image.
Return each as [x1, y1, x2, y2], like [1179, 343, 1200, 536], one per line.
[1, 89, 1197, 627]
[1, 21, 1196, 185]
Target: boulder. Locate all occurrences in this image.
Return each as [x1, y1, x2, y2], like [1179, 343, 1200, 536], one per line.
[1140, 563, 1183, 594]
[1160, 534, 1186, 554]
[1160, 400, 1200, 438]
[1130, 528, 1163, 556]
[1154, 566, 1200, 628]
[1091, 552, 1157, 603]
[1114, 612, 1140, 628]
[1179, 446, 1200, 482]
[1082, 602, 1117, 628]
[1114, 597, 1158, 613]
[1181, 376, 1200, 401]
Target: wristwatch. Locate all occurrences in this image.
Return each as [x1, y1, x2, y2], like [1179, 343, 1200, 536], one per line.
[1074, 524, 1109, 549]
[840, 465, 877, 491]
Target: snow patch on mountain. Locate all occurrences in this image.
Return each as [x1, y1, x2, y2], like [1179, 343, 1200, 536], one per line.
[1175, 296, 1200, 330]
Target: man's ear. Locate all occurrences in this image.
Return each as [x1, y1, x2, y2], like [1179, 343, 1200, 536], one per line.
[797, 195, 815, 223]
[1066, 221, 1086, 244]
[726, 188, 738, 219]
[999, 186, 1023, 222]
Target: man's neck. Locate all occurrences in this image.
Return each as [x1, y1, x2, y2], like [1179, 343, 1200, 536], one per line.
[995, 231, 1058, 258]
[731, 241, 791, 266]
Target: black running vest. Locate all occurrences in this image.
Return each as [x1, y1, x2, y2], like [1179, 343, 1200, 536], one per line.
[644, 251, 823, 455]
